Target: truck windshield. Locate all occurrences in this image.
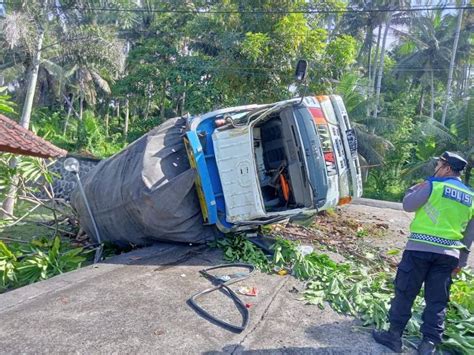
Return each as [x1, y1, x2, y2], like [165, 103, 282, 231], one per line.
[293, 105, 329, 209]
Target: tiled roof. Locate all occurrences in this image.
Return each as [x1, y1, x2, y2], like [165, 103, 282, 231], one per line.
[0, 114, 67, 158]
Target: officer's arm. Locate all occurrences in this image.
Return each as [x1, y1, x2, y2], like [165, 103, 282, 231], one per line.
[458, 219, 474, 268]
[402, 181, 431, 212]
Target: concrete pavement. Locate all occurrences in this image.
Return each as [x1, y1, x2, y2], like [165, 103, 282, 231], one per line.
[0, 243, 404, 354]
[352, 198, 403, 211]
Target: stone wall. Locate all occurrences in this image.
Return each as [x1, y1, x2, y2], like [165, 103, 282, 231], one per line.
[49, 155, 101, 199]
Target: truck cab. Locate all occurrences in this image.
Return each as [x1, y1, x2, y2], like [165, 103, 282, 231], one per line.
[184, 96, 362, 232]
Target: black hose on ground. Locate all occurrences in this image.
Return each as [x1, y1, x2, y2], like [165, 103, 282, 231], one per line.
[188, 263, 255, 333]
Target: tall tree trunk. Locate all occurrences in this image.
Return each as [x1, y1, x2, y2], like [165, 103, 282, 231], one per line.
[373, 14, 392, 119]
[160, 82, 166, 121]
[357, 20, 373, 64]
[180, 91, 186, 116]
[19, 30, 44, 129]
[372, 25, 382, 92]
[144, 97, 150, 120]
[2, 28, 44, 218]
[463, 63, 471, 96]
[79, 96, 84, 121]
[441, 3, 464, 125]
[104, 105, 110, 137]
[457, 63, 467, 97]
[116, 99, 120, 122]
[418, 88, 425, 118]
[430, 69, 435, 120]
[366, 24, 373, 118]
[1, 158, 18, 219]
[123, 98, 129, 142]
[144, 81, 152, 120]
[63, 94, 75, 135]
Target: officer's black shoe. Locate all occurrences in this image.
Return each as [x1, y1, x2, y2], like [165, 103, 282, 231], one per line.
[418, 339, 436, 355]
[372, 329, 403, 353]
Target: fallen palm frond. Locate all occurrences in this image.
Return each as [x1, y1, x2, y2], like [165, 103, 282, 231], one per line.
[212, 235, 474, 354]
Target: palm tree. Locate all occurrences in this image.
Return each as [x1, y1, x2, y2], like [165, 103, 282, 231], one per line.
[371, 0, 413, 118]
[392, 13, 449, 120]
[0, 2, 47, 218]
[0, 1, 124, 217]
[402, 93, 473, 186]
[1, 3, 47, 129]
[441, 1, 466, 126]
[340, 1, 411, 118]
[340, 1, 389, 116]
[373, 11, 392, 119]
[335, 73, 394, 168]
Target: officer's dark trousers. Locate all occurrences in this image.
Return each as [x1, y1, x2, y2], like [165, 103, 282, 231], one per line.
[388, 250, 458, 344]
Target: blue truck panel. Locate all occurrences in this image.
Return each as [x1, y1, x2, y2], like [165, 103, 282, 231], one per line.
[185, 130, 218, 225]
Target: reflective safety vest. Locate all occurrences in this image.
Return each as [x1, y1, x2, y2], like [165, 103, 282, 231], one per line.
[409, 177, 474, 249]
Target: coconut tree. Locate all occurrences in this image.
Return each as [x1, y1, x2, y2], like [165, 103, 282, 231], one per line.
[340, 1, 390, 116]
[373, 11, 392, 119]
[0, 0, 124, 216]
[0, 1, 48, 218]
[391, 11, 468, 120]
[402, 92, 473, 186]
[341, 1, 411, 118]
[441, 1, 466, 126]
[335, 72, 395, 169]
[1, 3, 47, 129]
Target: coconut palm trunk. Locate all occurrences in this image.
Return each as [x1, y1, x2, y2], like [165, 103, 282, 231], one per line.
[104, 102, 110, 137]
[366, 27, 373, 118]
[160, 82, 166, 121]
[123, 98, 129, 142]
[441, 2, 464, 126]
[430, 68, 435, 120]
[373, 13, 392, 119]
[20, 30, 44, 129]
[1, 29, 44, 218]
[418, 88, 425, 118]
[372, 25, 382, 92]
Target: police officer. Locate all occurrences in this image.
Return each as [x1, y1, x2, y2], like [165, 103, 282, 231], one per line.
[372, 151, 474, 354]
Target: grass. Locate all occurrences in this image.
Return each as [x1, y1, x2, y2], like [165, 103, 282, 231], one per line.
[0, 200, 57, 243]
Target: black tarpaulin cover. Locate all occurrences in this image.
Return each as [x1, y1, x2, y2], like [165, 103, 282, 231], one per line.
[71, 117, 218, 246]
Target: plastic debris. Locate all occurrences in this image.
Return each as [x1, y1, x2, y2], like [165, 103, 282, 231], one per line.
[273, 266, 290, 276]
[238, 286, 258, 297]
[217, 275, 231, 282]
[296, 245, 314, 256]
[245, 303, 253, 309]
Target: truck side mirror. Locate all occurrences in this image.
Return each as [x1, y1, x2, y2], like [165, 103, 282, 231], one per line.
[295, 60, 308, 82]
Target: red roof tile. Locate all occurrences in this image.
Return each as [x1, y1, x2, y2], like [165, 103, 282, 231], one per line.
[0, 114, 67, 158]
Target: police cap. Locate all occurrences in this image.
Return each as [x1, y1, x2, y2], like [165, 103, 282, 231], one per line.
[437, 151, 468, 172]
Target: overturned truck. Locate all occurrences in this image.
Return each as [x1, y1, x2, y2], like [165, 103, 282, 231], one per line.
[72, 95, 363, 246]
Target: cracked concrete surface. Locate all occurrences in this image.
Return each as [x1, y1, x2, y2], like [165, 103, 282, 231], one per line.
[1, 201, 437, 354]
[0, 242, 410, 354]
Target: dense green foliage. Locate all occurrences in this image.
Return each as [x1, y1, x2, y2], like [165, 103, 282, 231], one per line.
[0, 1, 472, 191]
[214, 235, 474, 354]
[0, 237, 88, 293]
[0, 87, 16, 114]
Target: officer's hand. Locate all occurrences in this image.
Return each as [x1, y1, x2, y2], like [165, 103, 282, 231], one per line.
[452, 267, 462, 277]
